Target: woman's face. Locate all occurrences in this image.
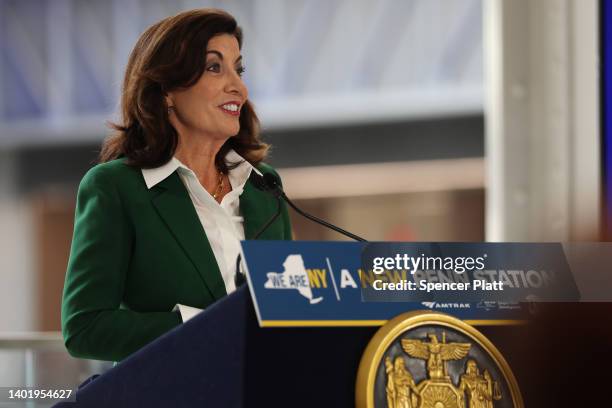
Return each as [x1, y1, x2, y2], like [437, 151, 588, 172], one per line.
[167, 34, 247, 142]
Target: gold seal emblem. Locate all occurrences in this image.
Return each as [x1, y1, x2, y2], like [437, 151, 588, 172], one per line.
[356, 312, 523, 408]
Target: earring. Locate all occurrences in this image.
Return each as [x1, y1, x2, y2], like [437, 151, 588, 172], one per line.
[167, 106, 175, 114]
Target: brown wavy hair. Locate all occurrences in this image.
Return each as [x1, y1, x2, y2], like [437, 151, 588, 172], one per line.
[99, 8, 268, 172]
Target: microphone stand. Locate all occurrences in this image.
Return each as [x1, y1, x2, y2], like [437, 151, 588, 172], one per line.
[262, 172, 367, 242]
[234, 172, 368, 288]
[279, 192, 366, 242]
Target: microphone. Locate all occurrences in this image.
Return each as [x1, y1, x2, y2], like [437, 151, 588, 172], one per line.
[234, 171, 368, 288]
[261, 172, 367, 242]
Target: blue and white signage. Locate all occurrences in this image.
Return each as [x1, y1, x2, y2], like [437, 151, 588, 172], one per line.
[241, 241, 527, 327]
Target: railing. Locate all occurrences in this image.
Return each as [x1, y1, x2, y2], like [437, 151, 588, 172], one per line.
[0, 332, 111, 408]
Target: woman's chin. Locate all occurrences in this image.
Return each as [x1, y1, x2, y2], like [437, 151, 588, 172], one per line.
[193, 127, 239, 142]
[222, 125, 241, 139]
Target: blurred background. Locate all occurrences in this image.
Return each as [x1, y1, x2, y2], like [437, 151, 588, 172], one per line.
[0, 0, 604, 405]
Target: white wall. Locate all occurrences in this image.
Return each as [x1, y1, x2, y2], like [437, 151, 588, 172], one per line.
[0, 150, 36, 331]
[484, 0, 600, 241]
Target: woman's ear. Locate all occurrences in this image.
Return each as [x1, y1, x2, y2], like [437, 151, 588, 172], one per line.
[164, 93, 174, 109]
[165, 93, 175, 113]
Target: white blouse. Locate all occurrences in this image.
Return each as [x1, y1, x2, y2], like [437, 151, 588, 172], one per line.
[141, 149, 261, 321]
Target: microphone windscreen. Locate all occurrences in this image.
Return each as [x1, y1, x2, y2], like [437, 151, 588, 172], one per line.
[263, 173, 281, 190]
[248, 172, 269, 192]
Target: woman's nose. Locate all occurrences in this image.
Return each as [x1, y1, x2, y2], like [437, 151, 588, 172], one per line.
[226, 72, 247, 99]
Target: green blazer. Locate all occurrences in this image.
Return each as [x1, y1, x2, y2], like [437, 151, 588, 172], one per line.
[61, 158, 291, 362]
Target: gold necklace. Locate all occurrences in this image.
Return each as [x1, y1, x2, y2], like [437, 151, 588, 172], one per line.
[212, 169, 224, 200]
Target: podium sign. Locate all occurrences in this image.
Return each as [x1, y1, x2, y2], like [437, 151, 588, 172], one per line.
[240, 241, 525, 327]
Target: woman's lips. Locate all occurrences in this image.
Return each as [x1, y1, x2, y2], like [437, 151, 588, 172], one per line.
[219, 102, 241, 116]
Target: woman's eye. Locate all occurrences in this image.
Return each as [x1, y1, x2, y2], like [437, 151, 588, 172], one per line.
[236, 66, 246, 77]
[206, 63, 221, 73]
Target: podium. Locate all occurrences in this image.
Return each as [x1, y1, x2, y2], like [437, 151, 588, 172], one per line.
[53, 285, 377, 407]
[53, 240, 612, 407]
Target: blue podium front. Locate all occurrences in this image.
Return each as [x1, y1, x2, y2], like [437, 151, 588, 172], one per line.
[53, 286, 378, 407]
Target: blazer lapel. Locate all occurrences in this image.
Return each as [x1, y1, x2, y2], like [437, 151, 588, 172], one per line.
[150, 172, 227, 300]
[241, 178, 279, 240]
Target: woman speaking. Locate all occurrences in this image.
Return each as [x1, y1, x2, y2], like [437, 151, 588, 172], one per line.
[61, 9, 292, 362]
